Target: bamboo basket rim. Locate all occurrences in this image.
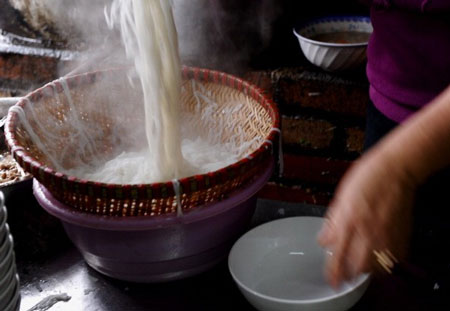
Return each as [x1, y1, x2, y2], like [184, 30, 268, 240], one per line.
[4, 66, 279, 198]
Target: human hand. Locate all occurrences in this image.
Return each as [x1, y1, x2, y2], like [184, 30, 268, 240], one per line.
[318, 145, 417, 287]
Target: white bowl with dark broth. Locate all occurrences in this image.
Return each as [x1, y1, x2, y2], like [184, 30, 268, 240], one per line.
[294, 16, 373, 71]
[228, 217, 370, 311]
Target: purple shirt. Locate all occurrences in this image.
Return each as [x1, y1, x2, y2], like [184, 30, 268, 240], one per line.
[366, 0, 450, 123]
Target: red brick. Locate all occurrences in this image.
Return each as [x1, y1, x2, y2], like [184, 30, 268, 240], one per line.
[0, 53, 59, 86]
[242, 71, 274, 99]
[258, 182, 332, 206]
[282, 154, 351, 185]
[345, 127, 365, 154]
[277, 79, 368, 118]
[282, 117, 335, 150]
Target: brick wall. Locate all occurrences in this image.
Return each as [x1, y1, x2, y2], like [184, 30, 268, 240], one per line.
[0, 53, 59, 94]
[244, 65, 369, 205]
[0, 47, 369, 207]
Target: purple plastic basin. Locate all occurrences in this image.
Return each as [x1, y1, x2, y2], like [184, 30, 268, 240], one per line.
[33, 161, 273, 283]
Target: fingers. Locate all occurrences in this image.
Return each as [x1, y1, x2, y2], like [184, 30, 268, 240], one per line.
[326, 223, 354, 288]
[319, 201, 372, 287]
[347, 231, 371, 277]
[317, 217, 335, 246]
[318, 202, 339, 246]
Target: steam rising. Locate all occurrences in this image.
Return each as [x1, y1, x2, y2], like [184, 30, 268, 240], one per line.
[9, 1, 278, 185]
[173, 0, 280, 73]
[103, 0, 190, 182]
[36, 0, 280, 75]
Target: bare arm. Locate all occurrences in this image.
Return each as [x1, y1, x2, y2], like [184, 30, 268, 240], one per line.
[382, 84, 450, 184]
[318, 84, 450, 287]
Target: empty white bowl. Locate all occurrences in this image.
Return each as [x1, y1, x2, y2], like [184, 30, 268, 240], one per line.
[293, 16, 373, 71]
[229, 217, 370, 311]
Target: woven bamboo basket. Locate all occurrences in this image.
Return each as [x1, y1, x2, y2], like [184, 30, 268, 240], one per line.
[5, 67, 279, 217]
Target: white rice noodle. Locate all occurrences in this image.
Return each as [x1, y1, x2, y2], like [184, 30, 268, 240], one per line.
[11, 0, 264, 188]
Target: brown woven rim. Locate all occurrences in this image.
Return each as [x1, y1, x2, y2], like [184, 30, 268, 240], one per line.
[5, 66, 279, 215]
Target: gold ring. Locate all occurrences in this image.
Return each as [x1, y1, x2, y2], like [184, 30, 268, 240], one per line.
[373, 249, 398, 274]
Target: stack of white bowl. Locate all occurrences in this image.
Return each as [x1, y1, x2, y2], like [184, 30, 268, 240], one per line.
[0, 192, 20, 311]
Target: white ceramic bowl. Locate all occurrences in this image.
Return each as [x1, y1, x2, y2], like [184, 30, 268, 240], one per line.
[0, 208, 8, 246]
[0, 267, 17, 310]
[0, 234, 12, 265]
[293, 16, 373, 71]
[1, 274, 19, 311]
[4, 278, 20, 311]
[229, 217, 370, 311]
[0, 243, 14, 282]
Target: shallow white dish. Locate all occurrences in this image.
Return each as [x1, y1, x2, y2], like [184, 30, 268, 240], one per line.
[293, 16, 373, 71]
[229, 217, 370, 311]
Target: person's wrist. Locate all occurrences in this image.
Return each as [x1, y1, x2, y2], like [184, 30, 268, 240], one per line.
[394, 138, 432, 189]
[370, 140, 423, 192]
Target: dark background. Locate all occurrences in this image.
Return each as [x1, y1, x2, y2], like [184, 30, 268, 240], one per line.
[207, 0, 370, 70]
[0, 0, 369, 71]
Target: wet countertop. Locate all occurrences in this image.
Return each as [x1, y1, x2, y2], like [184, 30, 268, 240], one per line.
[4, 187, 448, 311]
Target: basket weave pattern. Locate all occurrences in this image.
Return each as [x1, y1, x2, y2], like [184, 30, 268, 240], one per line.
[5, 67, 279, 216]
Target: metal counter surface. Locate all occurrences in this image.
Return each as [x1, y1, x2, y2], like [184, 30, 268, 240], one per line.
[6, 193, 443, 311]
